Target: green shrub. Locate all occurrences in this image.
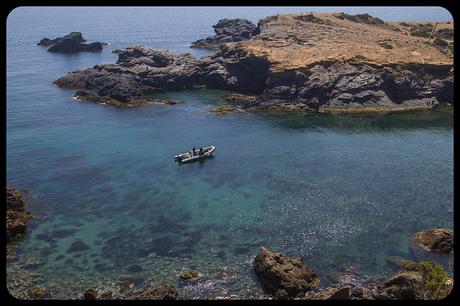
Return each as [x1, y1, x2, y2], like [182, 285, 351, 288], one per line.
[418, 260, 451, 299]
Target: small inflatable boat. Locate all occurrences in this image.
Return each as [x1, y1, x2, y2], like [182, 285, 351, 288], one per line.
[174, 146, 216, 164]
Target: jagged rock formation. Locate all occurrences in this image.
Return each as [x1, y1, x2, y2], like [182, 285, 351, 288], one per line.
[54, 13, 453, 111]
[190, 18, 256, 48]
[37, 32, 85, 46]
[252, 247, 319, 298]
[414, 228, 453, 254]
[54, 44, 270, 105]
[37, 32, 106, 53]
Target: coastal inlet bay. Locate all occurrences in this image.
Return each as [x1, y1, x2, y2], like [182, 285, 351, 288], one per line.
[7, 7, 453, 299]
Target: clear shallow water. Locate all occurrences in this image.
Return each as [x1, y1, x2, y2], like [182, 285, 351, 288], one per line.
[7, 7, 453, 299]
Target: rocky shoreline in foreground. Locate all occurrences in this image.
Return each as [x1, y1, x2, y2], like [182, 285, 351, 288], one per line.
[6, 186, 453, 300]
[52, 13, 453, 113]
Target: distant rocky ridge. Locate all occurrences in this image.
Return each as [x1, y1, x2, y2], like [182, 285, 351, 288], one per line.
[54, 13, 453, 111]
[37, 32, 106, 53]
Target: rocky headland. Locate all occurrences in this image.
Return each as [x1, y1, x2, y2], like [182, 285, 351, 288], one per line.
[38, 32, 106, 53]
[54, 13, 453, 112]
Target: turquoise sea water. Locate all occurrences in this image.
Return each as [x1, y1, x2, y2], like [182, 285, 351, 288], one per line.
[7, 7, 453, 299]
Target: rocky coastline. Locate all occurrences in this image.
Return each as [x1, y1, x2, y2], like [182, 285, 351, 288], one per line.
[53, 13, 453, 112]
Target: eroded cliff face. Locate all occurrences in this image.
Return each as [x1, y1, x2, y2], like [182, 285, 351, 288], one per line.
[248, 61, 453, 112]
[54, 13, 453, 112]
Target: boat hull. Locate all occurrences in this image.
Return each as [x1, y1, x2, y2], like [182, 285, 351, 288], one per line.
[175, 146, 215, 164]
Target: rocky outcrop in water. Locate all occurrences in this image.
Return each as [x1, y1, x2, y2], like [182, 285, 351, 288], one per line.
[252, 247, 319, 298]
[54, 44, 269, 106]
[190, 18, 256, 49]
[37, 32, 85, 46]
[37, 32, 105, 53]
[54, 13, 453, 111]
[414, 228, 453, 254]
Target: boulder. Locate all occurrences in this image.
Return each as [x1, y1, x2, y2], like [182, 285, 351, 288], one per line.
[83, 288, 99, 300]
[378, 271, 424, 299]
[252, 247, 319, 297]
[414, 228, 453, 254]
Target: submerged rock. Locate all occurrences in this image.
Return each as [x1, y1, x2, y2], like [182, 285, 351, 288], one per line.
[29, 287, 48, 298]
[67, 240, 90, 253]
[125, 281, 177, 300]
[190, 18, 256, 48]
[37, 32, 105, 53]
[386, 256, 418, 271]
[252, 246, 319, 298]
[179, 271, 199, 280]
[127, 264, 143, 274]
[414, 228, 453, 254]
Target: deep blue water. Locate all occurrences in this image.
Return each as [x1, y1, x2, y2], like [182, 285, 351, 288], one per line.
[7, 7, 453, 299]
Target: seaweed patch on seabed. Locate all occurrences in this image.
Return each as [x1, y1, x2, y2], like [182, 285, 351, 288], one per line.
[150, 235, 179, 256]
[51, 165, 107, 185]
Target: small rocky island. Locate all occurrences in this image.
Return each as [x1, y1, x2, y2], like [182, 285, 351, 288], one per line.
[54, 13, 453, 112]
[37, 32, 106, 53]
